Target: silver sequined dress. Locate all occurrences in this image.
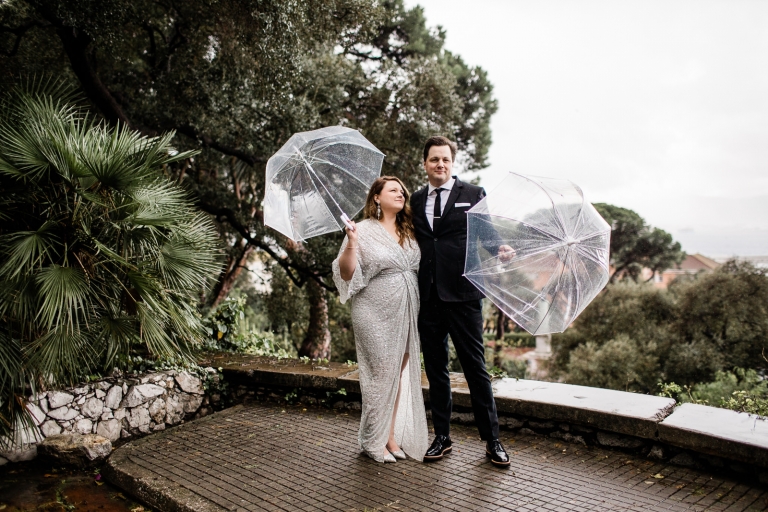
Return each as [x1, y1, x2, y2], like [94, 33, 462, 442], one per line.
[332, 219, 429, 461]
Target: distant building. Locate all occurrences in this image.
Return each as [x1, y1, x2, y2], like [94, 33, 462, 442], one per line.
[649, 253, 720, 289]
[713, 255, 768, 269]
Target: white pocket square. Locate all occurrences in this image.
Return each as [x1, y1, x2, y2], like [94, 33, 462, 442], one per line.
[455, 202, 471, 207]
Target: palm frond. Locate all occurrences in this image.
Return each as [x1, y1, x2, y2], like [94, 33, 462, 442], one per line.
[0, 221, 60, 279]
[34, 265, 91, 332]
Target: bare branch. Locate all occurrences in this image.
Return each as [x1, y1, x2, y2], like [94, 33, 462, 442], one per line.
[174, 125, 266, 166]
[197, 203, 335, 292]
[343, 48, 383, 61]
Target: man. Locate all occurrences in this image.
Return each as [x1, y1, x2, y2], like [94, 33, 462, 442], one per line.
[411, 135, 513, 468]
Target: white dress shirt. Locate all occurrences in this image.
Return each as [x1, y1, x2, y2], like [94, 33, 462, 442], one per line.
[425, 178, 455, 230]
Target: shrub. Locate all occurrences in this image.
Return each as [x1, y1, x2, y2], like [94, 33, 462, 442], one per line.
[564, 335, 661, 393]
[202, 296, 296, 358]
[0, 81, 221, 442]
[672, 261, 768, 373]
[659, 368, 768, 418]
[691, 368, 768, 409]
[551, 281, 674, 378]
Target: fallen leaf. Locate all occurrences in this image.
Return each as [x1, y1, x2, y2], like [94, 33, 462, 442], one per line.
[645, 481, 654, 485]
[44, 474, 56, 478]
[131, 507, 145, 512]
[653, 473, 664, 479]
[95, 481, 104, 486]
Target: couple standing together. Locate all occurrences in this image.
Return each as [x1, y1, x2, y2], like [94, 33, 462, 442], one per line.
[332, 136, 514, 467]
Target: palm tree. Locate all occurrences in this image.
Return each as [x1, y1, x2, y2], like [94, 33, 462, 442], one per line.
[0, 81, 222, 443]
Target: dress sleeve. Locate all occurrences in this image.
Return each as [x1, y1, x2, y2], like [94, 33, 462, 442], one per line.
[332, 234, 369, 304]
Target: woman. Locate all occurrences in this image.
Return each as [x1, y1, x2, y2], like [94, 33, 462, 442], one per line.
[332, 176, 429, 463]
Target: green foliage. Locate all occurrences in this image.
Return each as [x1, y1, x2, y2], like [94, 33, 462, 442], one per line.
[202, 296, 295, 358]
[672, 260, 768, 372]
[2, 0, 499, 359]
[565, 336, 661, 392]
[554, 261, 768, 411]
[483, 332, 535, 348]
[720, 390, 768, 417]
[659, 368, 768, 417]
[0, 81, 222, 443]
[501, 359, 528, 380]
[551, 281, 675, 390]
[657, 381, 684, 399]
[689, 368, 768, 405]
[487, 366, 509, 379]
[594, 203, 684, 282]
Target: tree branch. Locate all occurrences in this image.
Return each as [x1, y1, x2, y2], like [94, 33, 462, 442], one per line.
[0, 21, 48, 57]
[47, 21, 133, 127]
[175, 125, 266, 166]
[197, 203, 335, 292]
[40, 9, 265, 166]
[343, 48, 383, 61]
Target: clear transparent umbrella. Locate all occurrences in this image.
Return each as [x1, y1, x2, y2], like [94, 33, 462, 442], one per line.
[263, 126, 384, 241]
[464, 172, 611, 335]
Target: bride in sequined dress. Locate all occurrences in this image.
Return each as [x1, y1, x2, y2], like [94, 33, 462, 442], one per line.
[332, 176, 429, 463]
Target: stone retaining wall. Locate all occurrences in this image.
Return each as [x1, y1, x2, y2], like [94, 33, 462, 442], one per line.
[0, 368, 224, 465]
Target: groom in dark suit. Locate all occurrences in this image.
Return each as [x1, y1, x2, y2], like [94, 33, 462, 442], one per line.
[411, 136, 513, 467]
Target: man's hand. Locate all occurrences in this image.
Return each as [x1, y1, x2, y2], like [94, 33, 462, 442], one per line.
[498, 244, 516, 263]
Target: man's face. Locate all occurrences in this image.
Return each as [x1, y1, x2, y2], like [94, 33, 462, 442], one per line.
[424, 145, 453, 187]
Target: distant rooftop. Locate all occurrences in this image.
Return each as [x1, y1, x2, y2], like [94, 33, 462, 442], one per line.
[712, 255, 768, 269]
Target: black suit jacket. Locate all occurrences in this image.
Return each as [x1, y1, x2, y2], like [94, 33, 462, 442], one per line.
[412, 177, 500, 302]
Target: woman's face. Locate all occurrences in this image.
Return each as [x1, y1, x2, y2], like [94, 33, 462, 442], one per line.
[375, 181, 405, 214]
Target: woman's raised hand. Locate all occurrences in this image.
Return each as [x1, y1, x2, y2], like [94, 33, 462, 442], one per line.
[345, 221, 358, 246]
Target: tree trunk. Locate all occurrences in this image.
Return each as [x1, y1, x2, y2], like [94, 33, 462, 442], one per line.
[495, 305, 506, 340]
[298, 278, 332, 360]
[209, 243, 254, 310]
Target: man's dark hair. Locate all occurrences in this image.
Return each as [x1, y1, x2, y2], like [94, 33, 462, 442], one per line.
[423, 136, 457, 162]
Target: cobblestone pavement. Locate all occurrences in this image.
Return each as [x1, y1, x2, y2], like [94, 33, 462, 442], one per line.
[108, 402, 768, 512]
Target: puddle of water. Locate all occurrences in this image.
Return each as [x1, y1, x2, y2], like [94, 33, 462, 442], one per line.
[0, 461, 147, 511]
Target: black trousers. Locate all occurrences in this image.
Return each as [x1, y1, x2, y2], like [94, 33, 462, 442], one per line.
[418, 286, 500, 441]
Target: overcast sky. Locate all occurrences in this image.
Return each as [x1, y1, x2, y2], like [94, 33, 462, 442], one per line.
[405, 0, 768, 256]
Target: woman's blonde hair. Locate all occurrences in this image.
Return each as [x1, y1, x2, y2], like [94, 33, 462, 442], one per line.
[363, 176, 415, 246]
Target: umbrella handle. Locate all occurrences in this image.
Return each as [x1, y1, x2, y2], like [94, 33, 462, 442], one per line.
[340, 212, 355, 232]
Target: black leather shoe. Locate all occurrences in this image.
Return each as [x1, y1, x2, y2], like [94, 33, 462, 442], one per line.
[486, 439, 510, 467]
[423, 435, 452, 461]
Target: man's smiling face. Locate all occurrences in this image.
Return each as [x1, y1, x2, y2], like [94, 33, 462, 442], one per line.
[424, 145, 453, 187]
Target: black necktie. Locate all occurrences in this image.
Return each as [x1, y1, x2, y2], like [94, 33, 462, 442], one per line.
[433, 188, 444, 229]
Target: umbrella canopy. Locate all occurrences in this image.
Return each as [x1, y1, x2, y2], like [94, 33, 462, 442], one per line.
[464, 173, 610, 335]
[263, 126, 384, 241]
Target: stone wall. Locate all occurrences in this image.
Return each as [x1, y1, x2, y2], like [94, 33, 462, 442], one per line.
[0, 368, 224, 465]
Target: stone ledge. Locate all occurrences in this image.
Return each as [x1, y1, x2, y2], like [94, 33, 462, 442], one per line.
[658, 403, 768, 468]
[211, 353, 357, 391]
[212, 354, 768, 470]
[487, 378, 675, 439]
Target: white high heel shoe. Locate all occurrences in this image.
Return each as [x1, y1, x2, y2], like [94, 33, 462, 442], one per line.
[365, 449, 397, 463]
[389, 449, 406, 460]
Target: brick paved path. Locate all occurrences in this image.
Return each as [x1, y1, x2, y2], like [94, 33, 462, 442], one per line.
[107, 403, 768, 512]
